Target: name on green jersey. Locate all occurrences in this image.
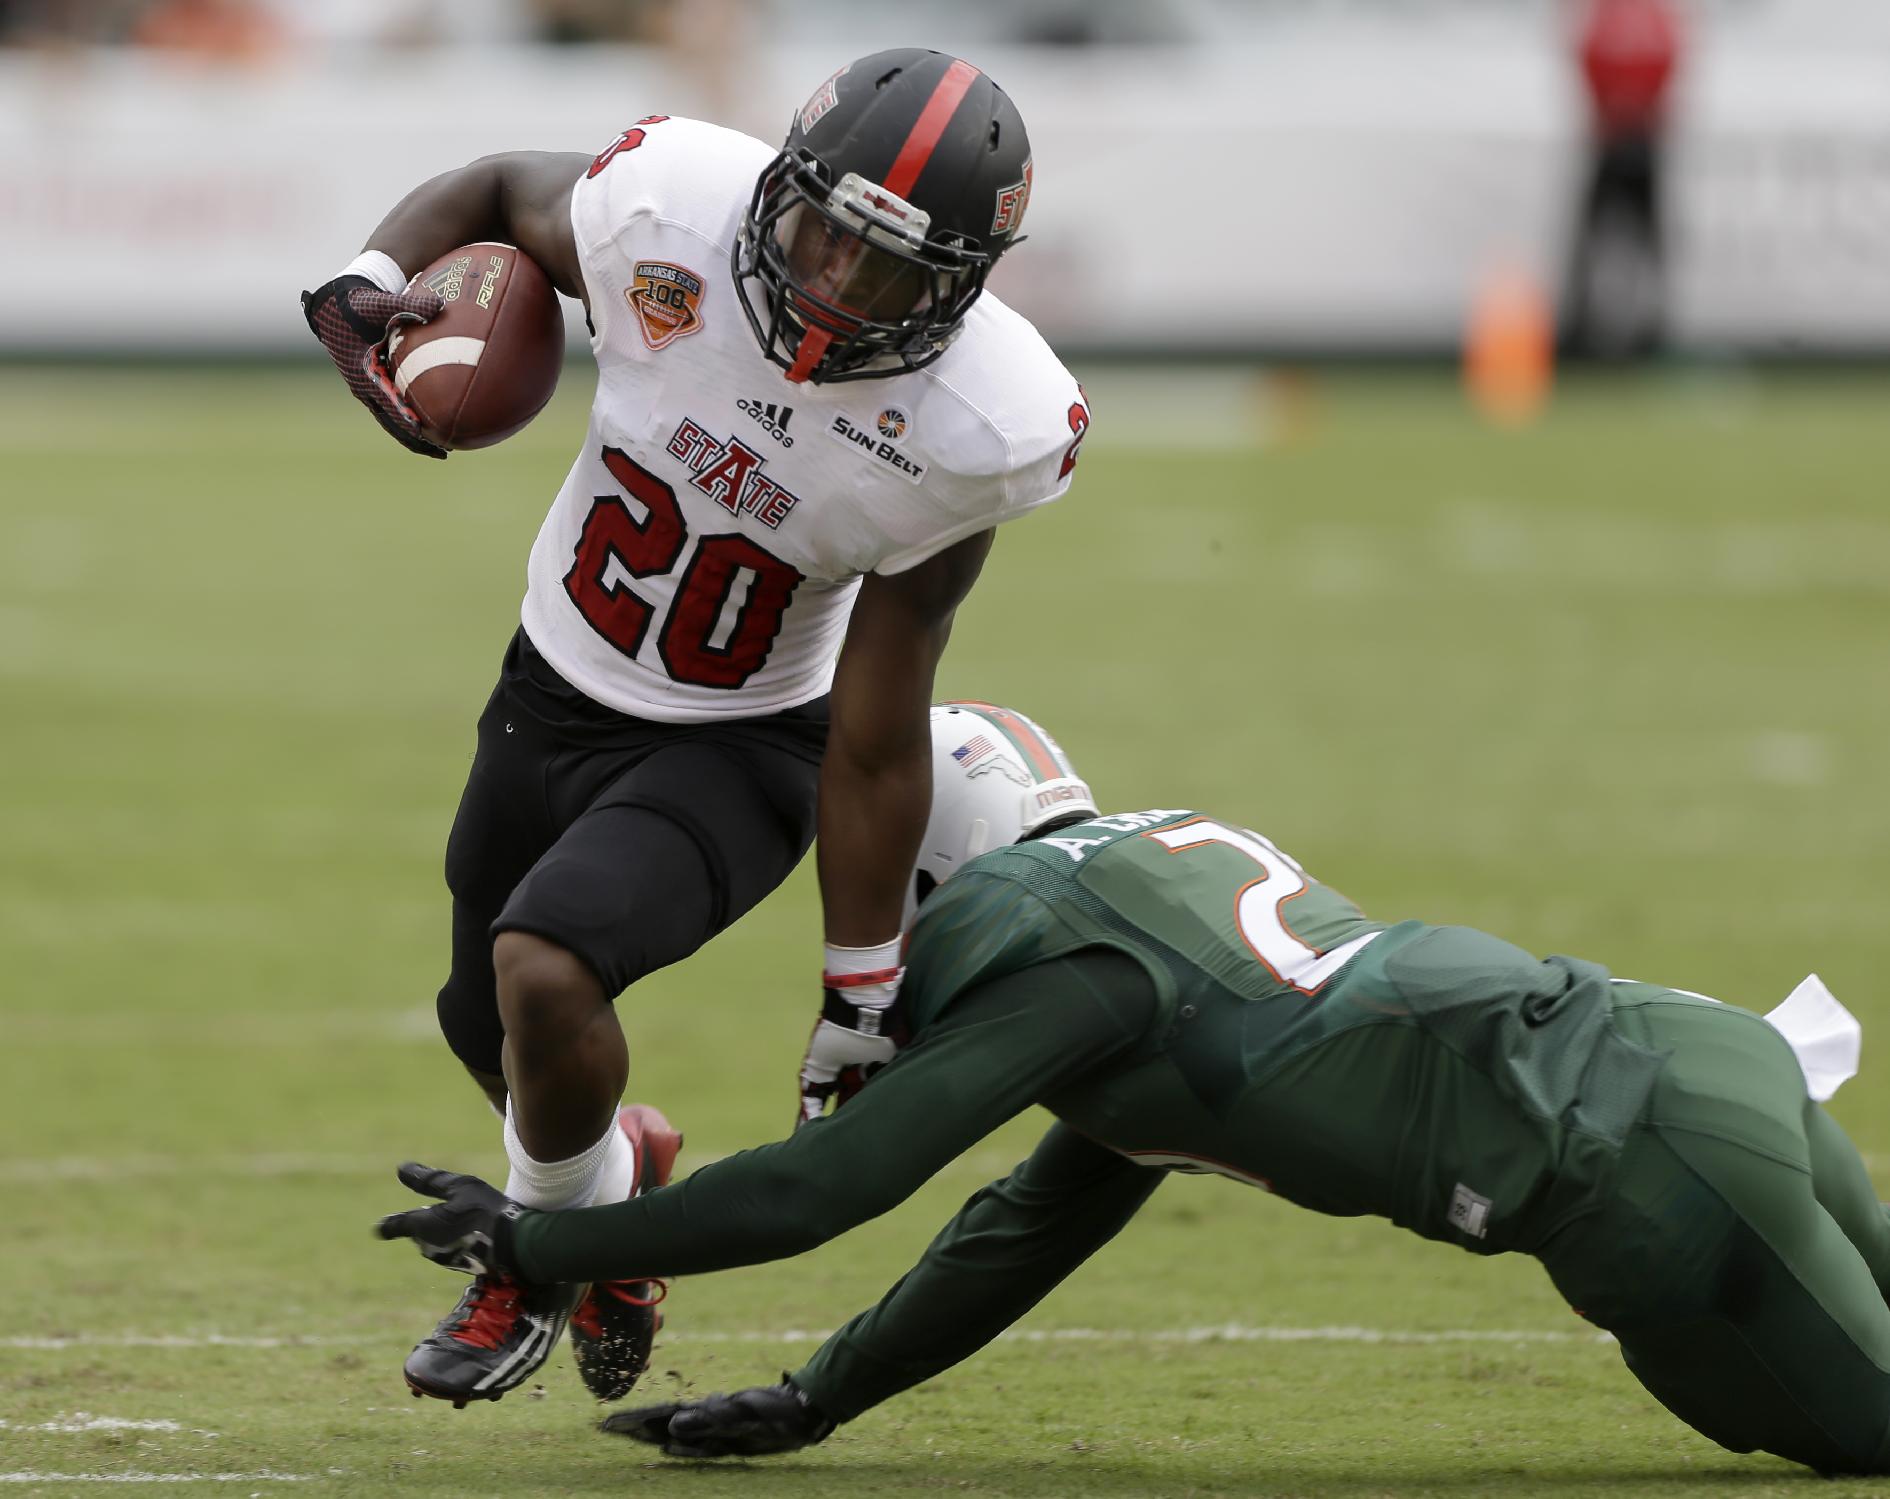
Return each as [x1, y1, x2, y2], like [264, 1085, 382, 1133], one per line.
[1037, 809, 1197, 863]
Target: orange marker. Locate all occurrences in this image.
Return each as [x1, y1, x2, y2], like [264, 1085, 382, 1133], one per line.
[1463, 264, 1555, 427]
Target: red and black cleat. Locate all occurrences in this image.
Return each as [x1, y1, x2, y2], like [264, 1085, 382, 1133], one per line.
[569, 1103, 683, 1402]
[403, 1273, 578, 1408]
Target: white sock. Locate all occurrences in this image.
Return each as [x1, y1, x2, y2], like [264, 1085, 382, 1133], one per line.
[592, 1122, 638, 1207]
[502, 1097, 618, 1211]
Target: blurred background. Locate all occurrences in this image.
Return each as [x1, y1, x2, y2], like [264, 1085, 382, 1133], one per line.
[3, 0, 1889, 363]
[4, 4, 1889, 1491]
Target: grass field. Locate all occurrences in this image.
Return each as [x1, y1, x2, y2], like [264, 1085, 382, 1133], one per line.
[4, 363, 1889, 1498]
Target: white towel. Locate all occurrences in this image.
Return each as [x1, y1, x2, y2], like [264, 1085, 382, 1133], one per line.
[1762, 973, 1861, 1103]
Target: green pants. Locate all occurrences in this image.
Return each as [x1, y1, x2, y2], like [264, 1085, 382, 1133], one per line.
[1541, 986, 1890, 1474]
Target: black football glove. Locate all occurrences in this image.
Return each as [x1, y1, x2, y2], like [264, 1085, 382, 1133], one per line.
[600, 1377, 837, 1458]
[374, 1162, 525, 1276]
[300, 274, 447, 458]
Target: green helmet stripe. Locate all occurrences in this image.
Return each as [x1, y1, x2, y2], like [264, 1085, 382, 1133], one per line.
[945, 700, 1073, 782]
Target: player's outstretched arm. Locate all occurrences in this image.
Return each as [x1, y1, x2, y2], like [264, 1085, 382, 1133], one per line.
[384, 947, 1154, 1296]
[605, 1118, 1163, 1455]
[799, 530, 995, 1125]
[300, 152, 590, 458]
[791, 1118, 1163, 1425]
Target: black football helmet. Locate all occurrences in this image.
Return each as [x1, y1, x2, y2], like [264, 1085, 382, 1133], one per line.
[735, 49, 1034, 385]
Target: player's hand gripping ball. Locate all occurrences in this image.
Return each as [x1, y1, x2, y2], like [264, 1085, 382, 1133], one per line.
[300, 273, 447, 458]
[384, 243, 564, 450]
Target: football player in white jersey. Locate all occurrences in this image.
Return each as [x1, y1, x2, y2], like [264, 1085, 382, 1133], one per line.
[300, 50, 1092, 1409]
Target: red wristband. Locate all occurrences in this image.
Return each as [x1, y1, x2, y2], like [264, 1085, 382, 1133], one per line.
[822, 967, 904, 990]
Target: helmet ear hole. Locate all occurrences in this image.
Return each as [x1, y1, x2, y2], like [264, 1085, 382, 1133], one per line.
[914, 870, 939, 907]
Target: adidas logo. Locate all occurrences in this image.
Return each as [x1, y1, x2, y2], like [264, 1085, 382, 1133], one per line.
[736, 398, 795, 448]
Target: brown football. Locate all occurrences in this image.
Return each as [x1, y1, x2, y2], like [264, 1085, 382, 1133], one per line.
[387, 243, 563, 450]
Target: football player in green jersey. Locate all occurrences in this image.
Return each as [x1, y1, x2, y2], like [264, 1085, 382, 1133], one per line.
[379, 701, 1887, 1476]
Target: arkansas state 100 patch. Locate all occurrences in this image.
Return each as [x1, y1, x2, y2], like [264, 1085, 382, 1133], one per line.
[625, 261, 706, 350]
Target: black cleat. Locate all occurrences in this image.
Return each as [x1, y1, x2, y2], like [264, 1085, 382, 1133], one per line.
[569, 1104, 682, 1401]
[403, 1273, 578, 1406]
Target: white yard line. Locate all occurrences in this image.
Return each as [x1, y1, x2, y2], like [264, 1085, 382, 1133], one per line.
[0, 1416, 193, 1434]
[0, 1153, 392, 1183]
[6, 1008, 442, 1045]
[11, 1145, 1880, 1185]
[0, 1145, 1022, 1184]
[0, 1476, 316, 1487]
[3, 1335, 368, 1350]
[6, 1324, 1611, 1352]
[671, 1325, 1615, 1347]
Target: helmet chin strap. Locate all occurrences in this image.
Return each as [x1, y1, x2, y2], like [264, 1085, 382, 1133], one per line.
[785, 324, 834, 383]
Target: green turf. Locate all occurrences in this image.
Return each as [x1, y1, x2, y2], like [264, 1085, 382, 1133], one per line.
[4, 364, 1888, 1497]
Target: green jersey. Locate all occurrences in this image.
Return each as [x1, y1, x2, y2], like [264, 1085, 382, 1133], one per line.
[900, 808, 1661, 1253]
[496, 807, 1889, 1467]
[510, 806, 1664, 1291]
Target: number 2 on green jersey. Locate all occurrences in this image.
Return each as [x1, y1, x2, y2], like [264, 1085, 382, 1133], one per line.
[1148, 819, 1377, 994]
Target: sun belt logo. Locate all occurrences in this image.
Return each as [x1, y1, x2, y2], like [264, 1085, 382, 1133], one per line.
[626, 261, 705, 351]
[799, 62, 850, 134]
[736, 398, 795, 448]
[991, 157, 1033, 237]
[829, 412, 927, 485]
[666, 417, 804, 529]
[875, 407, 908, 441]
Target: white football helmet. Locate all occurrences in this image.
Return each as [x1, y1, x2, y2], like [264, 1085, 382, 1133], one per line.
[905, 700, 1098, 927]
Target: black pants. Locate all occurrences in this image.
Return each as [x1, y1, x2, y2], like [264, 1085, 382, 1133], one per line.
[436, 629, 828, 1076]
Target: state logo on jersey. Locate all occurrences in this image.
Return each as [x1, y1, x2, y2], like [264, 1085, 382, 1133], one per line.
[626, 261, 706, 351]
[667, 416, 804, 529]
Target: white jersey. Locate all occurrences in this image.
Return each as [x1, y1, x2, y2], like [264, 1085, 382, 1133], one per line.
[520, 115, 1089, 723]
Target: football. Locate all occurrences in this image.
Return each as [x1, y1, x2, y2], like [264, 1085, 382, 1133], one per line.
[386, 242, 563, 449]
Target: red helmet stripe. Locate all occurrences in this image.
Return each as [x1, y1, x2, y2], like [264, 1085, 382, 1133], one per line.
[882, 59, 982, 199]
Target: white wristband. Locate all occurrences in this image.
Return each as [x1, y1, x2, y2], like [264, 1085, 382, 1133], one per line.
[822, 938, 904, 1009]
[342, 250, 410, 295]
